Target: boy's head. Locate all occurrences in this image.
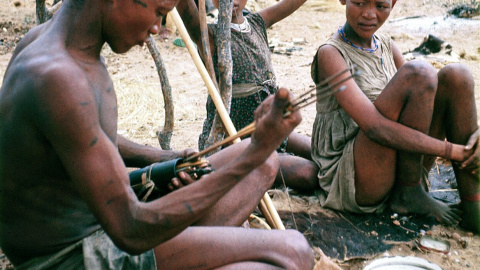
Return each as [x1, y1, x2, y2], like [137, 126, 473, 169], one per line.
[212, 0, 248, 22]
[339, 0, 394, 39]
[339, 0, 396, 8]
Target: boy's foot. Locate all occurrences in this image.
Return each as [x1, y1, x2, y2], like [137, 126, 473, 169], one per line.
[389, 184, 462, 225]
[459, 199, 480, 234]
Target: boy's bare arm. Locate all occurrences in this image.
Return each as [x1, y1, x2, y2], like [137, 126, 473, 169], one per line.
[390, 39, 407, 69]
[258, 0, 307, 28]
[176, 0, 214, 64]
[176, 0, 202, 46]
[316, 45, 474, 162]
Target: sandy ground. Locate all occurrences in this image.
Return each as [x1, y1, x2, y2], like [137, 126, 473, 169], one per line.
[0, 0, 479, 269]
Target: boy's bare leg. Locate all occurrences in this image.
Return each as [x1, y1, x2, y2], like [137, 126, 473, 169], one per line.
[274, 133, 318, 193]
[354, 61, 460, 224]
[154, 227, 314, 270]
[286, 132, 312, 161]
[428, 64, 480, 232]
[276, 155, 319, 193]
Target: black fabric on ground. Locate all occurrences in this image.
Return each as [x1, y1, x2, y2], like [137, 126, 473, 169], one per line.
[275, 163, 458, 261]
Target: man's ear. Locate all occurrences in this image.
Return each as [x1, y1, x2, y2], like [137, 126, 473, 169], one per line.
[339, 0, 346, 5]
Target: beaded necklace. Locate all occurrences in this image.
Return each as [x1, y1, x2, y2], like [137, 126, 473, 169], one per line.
[338, 26, 378, 53]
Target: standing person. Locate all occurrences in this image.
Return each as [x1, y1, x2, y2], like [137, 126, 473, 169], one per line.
[178, 0, 319, 192]
[305, 0, 479, 233]
[0, 0, 315, 268]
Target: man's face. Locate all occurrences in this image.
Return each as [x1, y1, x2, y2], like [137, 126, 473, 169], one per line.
[104, 0, 180, 53]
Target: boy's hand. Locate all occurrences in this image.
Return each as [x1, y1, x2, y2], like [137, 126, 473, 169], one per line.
[460, 128, 480, 173]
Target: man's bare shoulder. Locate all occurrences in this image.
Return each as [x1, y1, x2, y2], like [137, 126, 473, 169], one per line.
[4, 45, 93, 107]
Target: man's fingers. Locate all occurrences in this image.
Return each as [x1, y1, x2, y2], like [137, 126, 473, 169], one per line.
[177, 171, 196, 185]
[182, 148, 198, 159]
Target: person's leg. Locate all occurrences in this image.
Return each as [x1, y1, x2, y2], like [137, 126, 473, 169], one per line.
[271, 133, 318, 193]
[427, 63, 479, 233]
[354, 61, 460, 224]
[154, 227, 314, 270]
[286, 132, 312, 161]
[191, 139, 278, 226]
[276, 155, 319, 193]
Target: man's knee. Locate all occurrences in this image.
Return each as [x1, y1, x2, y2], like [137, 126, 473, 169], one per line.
[282, 229, 315, 269]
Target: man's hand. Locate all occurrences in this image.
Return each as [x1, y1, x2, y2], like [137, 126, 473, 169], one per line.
[251, 88, 302, 152]
[168, 171, 197, 191]
[177, 148, 198, 160]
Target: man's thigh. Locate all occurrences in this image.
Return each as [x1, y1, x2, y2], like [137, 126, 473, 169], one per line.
[153, 227, 292, 269]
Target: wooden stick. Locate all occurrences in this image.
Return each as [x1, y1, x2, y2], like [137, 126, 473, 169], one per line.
[169, 8, 240, 143]
[259, 198, 277, 229]
[263, 194, 285, 230]
[170, 8, 283, 229]
[205, 0, 234, 151]
[145, 36, 174, 150]
[197, 0, 218, 89]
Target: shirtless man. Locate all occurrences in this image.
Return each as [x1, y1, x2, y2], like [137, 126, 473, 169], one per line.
[0, 0, 314, 268]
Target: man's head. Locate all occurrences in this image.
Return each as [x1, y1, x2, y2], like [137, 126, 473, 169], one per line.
[101, 0, 180, 53]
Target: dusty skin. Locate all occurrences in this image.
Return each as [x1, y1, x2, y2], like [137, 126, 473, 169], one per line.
[0, 0, 479, 269]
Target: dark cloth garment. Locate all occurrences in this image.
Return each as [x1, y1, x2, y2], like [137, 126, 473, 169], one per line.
[198, 13, 285, 151]
[15, 230, 156, 270]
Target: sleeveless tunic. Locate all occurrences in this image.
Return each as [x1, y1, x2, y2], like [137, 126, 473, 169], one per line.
[310, 34, 397, 213]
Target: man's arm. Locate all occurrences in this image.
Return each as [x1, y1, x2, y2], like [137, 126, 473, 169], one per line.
[258, 0, 307, 29]
[34, 61, 300, 254]
[117, 135, 193, 168]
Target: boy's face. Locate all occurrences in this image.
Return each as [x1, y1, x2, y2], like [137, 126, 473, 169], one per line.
[212, 0, 248, 22]
[340, 0, 393, 39]
[104, 0, 179, 53]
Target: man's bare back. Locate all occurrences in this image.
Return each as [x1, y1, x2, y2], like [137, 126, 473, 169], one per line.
[0, 19, 118, 264]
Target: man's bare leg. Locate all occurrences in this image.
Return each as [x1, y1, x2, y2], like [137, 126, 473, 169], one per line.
[427, 64, 480, 232]
[154, 227, 314, 269]
[154, 140, 314, 269]
[354, 61, 460, 224]
[188, 139, 279, 226]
